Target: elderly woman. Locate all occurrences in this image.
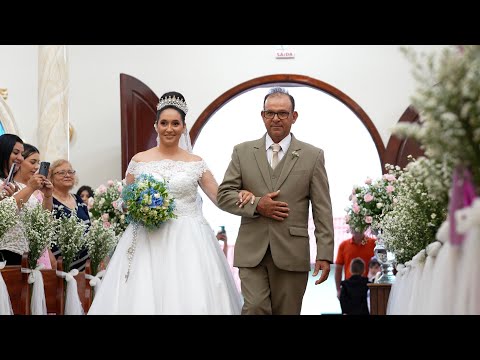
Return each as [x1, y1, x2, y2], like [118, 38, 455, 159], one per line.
[0, 134, 53, 265]
[48, 159, 90, 271]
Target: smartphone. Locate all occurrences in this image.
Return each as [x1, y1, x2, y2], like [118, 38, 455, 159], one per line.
[5, 163, 16, 184]
[39, 161, 50, 177]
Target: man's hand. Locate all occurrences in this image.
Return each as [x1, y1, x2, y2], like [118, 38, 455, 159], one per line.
[312, 260, 330, 285]
[256, 190, 289, 221]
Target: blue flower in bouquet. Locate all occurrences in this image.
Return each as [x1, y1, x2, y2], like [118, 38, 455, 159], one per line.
[138, 188, 164, 208]
[122, 174, 176, 230]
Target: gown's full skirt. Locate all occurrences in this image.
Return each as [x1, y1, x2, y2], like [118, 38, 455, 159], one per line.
[88, 214, 243, 314]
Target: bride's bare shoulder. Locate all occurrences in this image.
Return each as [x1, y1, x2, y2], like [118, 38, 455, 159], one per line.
[186, 153, 203, 162]
[131, 148, 157, 162]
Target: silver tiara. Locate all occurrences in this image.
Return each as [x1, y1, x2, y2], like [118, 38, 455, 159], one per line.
[156, 95, 188, 114]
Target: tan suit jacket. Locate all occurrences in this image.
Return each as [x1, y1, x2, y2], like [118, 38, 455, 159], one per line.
[217, 134, 334, 272]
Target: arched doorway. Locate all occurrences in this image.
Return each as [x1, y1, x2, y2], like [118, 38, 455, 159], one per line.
[190, 74, 385, 172]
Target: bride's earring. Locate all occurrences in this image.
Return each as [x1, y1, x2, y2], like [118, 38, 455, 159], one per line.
[154, 124, 160, 146]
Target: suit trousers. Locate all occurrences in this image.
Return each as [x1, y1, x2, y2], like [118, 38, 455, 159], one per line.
[239, 247, 309, 315]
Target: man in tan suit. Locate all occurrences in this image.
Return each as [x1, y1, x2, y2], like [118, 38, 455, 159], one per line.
[217, 87, 334, 315]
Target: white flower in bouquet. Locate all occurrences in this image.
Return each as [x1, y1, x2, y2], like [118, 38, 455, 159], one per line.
[395, 45, 480, 191]
[0, 197, 18, 242]
[21, 203, 57, 269]
[84, 220, 118, 275]
[380, 156, 452, 264]
[53, 210, 88, 272]
[90, 179, 128, 237]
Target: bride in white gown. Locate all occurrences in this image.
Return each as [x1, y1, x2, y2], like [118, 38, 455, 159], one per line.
[88, 91, 252, 315]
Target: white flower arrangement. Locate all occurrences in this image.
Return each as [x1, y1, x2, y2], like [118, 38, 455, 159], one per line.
[380, 156, 452, 264]
[291, 150, 299, 159]
[394, 45, 480, 191]
[21, 203, 56, 269]
[53, 209, 88, 272]
[84, 220, 118, 275]
[0, 197, 18, 243]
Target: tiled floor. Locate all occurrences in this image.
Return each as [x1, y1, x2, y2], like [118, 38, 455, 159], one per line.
[300, 264, 342, 315]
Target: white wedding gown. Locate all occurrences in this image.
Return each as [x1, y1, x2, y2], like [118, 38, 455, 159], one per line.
[88, 159, 243, 315]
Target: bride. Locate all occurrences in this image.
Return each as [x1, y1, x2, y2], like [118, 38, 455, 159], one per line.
[88, 91, 253, 315]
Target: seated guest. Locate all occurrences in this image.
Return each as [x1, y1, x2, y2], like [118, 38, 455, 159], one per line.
[368, 257, 381, 283]
[48, 159, 90, 271]
[76, 185, 94, 204]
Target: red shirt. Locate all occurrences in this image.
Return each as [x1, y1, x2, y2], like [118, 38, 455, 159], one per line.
[335, 237, 376, 279]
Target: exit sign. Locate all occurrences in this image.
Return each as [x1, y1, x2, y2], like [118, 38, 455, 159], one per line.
[275, 49, 295, 59]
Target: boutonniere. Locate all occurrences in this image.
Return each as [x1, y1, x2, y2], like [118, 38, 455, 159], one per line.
[291, 150, 299, 159]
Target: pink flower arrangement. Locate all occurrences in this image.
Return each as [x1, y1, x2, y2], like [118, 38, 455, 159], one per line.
[345, 164, 401, 233]
[89, 179, 128, 237]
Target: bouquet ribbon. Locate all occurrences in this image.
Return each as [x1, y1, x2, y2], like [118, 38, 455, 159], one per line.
[21, 264, 47, 315]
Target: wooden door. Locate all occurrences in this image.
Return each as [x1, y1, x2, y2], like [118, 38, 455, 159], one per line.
[120, 74, 159, 177]
[384, 106, 425, 170]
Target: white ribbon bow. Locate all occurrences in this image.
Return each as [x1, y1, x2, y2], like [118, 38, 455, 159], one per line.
[56, 269, 84, 315]
[21, 264, 47, 315]
[85, 270, 106, 294]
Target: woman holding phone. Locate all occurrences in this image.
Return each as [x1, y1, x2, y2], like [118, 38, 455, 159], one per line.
[0, 134, 53, 265]
[12, 143, 55, 268]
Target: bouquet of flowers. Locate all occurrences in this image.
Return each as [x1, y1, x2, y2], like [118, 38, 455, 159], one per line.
[380, 156, 452, 264]
[0, 197, 18, 241]
[53, 210, 88, 272]
[394, 45, 480, 191]
[84, 220, 118, 275]
[21, 203, 57, 269]
[121, 174, 176, 230]
[89, 180, 128, 237]
[345, 164, 401, 233]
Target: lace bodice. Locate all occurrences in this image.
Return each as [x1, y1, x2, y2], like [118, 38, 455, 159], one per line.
[126, 159, 209, 217]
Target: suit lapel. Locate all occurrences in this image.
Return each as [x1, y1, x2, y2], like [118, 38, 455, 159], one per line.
[275, 135, 301, 190]
[253, 136, 274, 192]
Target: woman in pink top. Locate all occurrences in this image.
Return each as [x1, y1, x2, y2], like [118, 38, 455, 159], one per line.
[13, 143, 55, 269]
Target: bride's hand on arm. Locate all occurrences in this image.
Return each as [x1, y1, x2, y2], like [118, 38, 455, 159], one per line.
[236, 190, 254, 208]
[125, 173, 135, 186]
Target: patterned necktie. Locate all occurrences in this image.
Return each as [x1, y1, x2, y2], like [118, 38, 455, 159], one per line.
[271, 143, 281, 169]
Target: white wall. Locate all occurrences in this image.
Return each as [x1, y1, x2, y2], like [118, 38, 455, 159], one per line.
[0, 45, 37, 143]
[0, 45, 447, 190]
